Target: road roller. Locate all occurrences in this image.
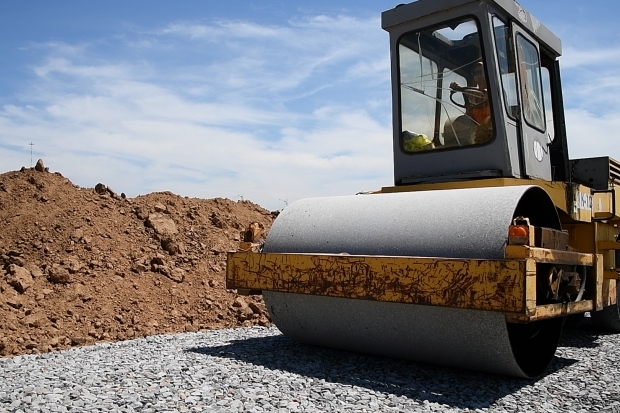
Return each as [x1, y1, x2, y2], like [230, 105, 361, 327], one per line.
[226, 0, 620, 378]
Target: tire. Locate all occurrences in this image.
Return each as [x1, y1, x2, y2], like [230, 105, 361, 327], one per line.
[591, 285, 620, 332]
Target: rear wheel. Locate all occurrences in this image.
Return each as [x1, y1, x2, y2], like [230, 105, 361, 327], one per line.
[591, 284, 620, 332]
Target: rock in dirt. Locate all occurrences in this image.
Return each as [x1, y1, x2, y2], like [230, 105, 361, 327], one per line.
[28, 266, 43, 278]
[94, 183, 107, 194]
[71, 336, 89, 346]
[169, 268, 185, 283]
[236, 305, 254, 321]
[146, 213, 178, 236]
[47, 264, 72, 284]
[71, 228, 84, 241]
[94, 183, 116, 197]
[210, 213, 226, 229]
[232, 297, 246, 308]
[22, 314, 44, 328]
[6, 265, 33, 293]
[35, 159, 46, 172]
[151, 254, 166, 266]
[248, 302, 263, 314]
[6, 296, 23, 309]
[161, 237, 185, 255]
[6, 255, 25, 267]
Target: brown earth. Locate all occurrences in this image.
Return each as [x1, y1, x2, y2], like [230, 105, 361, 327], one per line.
[0, 161, 276, 357]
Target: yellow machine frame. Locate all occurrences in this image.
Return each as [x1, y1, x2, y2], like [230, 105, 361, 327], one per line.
[227, 178, 620, 324]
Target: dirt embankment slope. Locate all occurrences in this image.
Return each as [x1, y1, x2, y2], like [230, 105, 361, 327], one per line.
[0, 162, 275, 357]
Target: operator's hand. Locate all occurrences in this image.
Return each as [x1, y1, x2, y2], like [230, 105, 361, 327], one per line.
[450, 82, 461, 91]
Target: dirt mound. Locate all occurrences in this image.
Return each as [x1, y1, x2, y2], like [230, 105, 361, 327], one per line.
[0, 163, 276, 356]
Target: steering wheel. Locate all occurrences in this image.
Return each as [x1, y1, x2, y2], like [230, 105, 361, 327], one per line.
[450, 86, 487, 109]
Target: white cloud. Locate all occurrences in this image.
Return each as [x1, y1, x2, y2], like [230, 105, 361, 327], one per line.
[556, 43, 620, 162]
[162, 21, 285, 40]
[565, 108, 620, 161]
[347, 55, 390, 80]
[158, 16, 384, 81]
[562, 47, 620, 70]
[34, 57, 130, 79]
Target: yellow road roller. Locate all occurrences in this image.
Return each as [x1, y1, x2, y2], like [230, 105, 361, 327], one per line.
[226, 0, 620, 378]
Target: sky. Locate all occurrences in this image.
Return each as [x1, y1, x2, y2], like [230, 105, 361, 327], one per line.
[0, 1, 619, 210]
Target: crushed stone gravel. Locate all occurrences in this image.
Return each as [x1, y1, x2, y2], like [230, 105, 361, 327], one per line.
[1, 321, 620, 413]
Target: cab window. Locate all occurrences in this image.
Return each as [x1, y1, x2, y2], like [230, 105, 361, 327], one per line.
[516, 35, 546, 131]
[541, 66, 555, 142]
[398, 18, 493, 153]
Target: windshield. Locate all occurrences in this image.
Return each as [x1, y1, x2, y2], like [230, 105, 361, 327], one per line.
[398, 18, 494, 153]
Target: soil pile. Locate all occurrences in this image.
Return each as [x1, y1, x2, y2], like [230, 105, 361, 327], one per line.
[0, 162, 276, 357]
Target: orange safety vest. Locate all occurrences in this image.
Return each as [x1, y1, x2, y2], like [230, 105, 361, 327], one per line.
[470, 104, 490, 125]
[467, 89, 490, 125]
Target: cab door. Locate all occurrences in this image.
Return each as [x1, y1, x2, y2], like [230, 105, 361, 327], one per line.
[512, 24, 551, 180]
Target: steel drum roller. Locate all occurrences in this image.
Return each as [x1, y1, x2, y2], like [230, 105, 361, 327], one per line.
[263, 186, 564, 378]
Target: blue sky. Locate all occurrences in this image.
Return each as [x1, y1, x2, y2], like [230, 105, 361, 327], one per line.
[1, 1, 618, 210]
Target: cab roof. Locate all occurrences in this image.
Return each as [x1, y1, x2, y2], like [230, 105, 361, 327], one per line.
[382, 0, 561, 57]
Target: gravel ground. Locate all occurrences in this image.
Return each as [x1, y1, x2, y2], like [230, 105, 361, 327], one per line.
[1, 320, 620, 413]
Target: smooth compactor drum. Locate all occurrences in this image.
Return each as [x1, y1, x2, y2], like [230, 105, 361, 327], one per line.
[262, 186, 563, 378]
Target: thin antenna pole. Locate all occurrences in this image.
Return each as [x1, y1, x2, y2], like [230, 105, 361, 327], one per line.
[29, 142, 34, 167]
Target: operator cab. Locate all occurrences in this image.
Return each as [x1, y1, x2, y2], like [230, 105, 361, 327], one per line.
[383, 0, 569, 185]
